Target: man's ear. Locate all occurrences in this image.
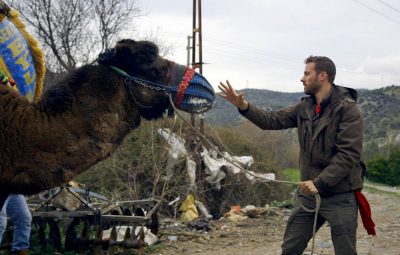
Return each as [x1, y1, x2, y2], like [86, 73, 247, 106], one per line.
[318, 71, 328, 82]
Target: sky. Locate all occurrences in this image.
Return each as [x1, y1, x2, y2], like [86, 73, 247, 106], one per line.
[132, 0, 400, 92]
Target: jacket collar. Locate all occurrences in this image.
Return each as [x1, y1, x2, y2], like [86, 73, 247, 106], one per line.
[301, 84, 357, 116]
[300, 84, 357, 140]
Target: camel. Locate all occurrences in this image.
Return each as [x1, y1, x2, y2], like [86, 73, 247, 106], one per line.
[0, 39, 214, 209]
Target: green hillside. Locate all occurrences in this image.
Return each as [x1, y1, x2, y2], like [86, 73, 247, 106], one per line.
[206, 85, 400, 146]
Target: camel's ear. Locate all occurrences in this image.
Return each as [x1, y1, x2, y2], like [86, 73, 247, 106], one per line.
[98, 48, 117, 65]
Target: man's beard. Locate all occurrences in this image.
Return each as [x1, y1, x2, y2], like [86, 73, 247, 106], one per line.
[304, 80, 321, 96]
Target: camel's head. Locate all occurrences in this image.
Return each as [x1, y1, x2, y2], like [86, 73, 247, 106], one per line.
[98, 39, 215, 120]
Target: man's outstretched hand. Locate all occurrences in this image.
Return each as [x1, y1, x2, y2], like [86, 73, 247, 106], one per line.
[218, 80, 249, 111]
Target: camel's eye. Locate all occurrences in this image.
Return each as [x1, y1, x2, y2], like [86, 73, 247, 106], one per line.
[149, 66, 167, 80]
[149, 68, 160, 79]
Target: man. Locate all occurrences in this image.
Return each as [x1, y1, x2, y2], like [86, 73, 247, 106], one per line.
[219, 56, 368, 255]
[0, 194, 32, 255]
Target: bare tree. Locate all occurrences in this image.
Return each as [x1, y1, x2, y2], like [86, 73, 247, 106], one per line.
[140, 27, 176, 58]
[14, 0, 141, 72]
[90, 0, 141, 53]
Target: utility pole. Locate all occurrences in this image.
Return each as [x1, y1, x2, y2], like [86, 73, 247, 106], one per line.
[186, 35, 192, 67]
[192, 0, 203, 74]
[191, 0, 205, 202]
[186, 35, 196, 127]
[192, 0, 204, 132]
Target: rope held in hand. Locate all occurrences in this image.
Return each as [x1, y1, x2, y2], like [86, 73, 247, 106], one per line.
[168, 95, 321, 255]
[296, 190, 321, 255]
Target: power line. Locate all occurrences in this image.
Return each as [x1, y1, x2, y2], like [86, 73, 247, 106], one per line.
[205, 48, 383, 85]
[203, 39, 303, 68]
[136, 27, 387, 85]
[375, 0, 400, 15]
[135, 29, 304, 64]
[204, 48, 301, 71]
[352, 0, 400, 25]
[204, 36, 301, 62]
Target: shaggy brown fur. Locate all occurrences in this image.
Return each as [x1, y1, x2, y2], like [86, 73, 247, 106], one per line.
[0, 39, 182, 196]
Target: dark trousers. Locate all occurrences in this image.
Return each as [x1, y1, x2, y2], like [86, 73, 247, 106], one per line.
[282, 192, 358, 255]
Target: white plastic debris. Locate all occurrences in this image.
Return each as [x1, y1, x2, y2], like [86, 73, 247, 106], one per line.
[168, 235, 178, 241]
[195, 200, 213, 219]
[135, 226, 158, 245]
[158, 128, 188, 180]
[202, 148, 226, 189]
[245, 171, 275, 183]
[157, 128, 187, 157]
[102, 226, 158, 245]
[168, 196, 181, 206]
[241, 205, 256, 213]
[222, 152, 254, 174]
[186, 158, 197, 190]
[158, 128, 274, 187]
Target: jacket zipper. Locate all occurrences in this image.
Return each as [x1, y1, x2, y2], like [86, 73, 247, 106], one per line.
[322, 129, 326, 155]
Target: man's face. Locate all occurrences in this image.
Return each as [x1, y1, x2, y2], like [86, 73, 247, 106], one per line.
[301, 62, 321, 96]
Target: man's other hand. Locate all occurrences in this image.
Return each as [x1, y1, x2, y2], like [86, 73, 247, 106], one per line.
[218, 80, 249, 110]
[298, 180, 319, 195]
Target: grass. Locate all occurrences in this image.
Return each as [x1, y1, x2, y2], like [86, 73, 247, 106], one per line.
[269, 168, 300, 208]
[145, 242, 168, 254]
[281, 168, 300, 183]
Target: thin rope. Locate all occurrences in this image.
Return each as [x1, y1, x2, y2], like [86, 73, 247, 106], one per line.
[295, 190, 321, 255]
[168, 95, 321, 254]
[168, 95, 296, 185]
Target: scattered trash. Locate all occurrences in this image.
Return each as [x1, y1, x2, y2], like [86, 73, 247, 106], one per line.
[168, 235, 178, 242]
[224, 205, 248, 222]
[202, 148, 227, 190]
[240, 205, 256, 213]
[186, 158, 197, 190]
[195, 200, 213, 219]
[226, 214, 248, 222]
[168, 196, 181, 220]
[244, 170, 276, 183]
[135, 227, 158, 245]
[241, 205, 269, 218]
[179, 193, 199, 222]
[187, 218, 211, 231]
[102, 226, 158, 245]
[224, 205, 242, 217]
[168, 196, 181, 206]
[158, 128, 188, 180]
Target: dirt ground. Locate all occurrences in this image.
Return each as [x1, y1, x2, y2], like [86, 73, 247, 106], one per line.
[153, 187, 400, 255]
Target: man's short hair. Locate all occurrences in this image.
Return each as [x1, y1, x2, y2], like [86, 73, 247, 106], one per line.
[305, 56, 336, 83]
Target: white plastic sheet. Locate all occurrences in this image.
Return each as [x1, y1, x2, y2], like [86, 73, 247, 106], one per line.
[158, 128, 187, 158]
[158, 128, 275, 188]
[202, 148, 275, 185]
[158, 128, 188, 180]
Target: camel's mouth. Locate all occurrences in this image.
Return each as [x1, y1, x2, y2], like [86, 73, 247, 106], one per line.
[167, 63, 215, 114]
[109, 62, 215, 114]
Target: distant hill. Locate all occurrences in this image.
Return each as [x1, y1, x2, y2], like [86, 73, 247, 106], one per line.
[206, 89, 304, 126]
[359, 85, 400, 145]
[205, 85, 400, 145]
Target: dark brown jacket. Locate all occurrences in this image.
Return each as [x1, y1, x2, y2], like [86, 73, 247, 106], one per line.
[239, 85, 364, 196]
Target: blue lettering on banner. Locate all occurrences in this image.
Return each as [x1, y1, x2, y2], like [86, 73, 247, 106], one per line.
[0, 18, 36, 100]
